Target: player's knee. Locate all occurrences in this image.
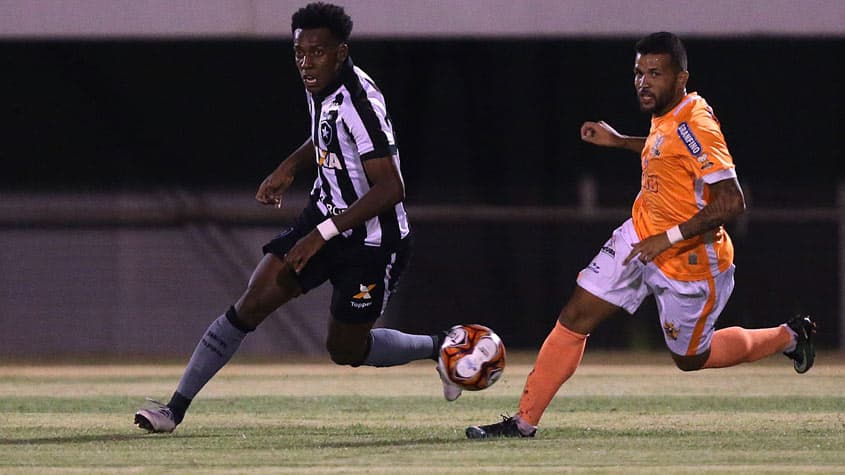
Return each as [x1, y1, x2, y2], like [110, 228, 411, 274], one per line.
[671, 352, 708, 372]
[558, 304, 595, 335]
[326, 339, 367, 366]
[674, 360, 703, 372]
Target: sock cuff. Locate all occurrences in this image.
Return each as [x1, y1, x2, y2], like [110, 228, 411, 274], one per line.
[555, 321, 588, 340]
[225, 306, 254, 333]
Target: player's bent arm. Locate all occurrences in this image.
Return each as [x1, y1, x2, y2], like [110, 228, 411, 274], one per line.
[580, 121, 645, 154]
[273, 138, 316, 178]
[616, 136, 647, 154]
[319, 156, 404, 238]
[674, 178, 746, 241]
[256, 138, 315, 205]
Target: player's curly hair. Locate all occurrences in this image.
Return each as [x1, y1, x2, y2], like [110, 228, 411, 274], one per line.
[636, 32, 688, 72]
[291, 2, 353, 43]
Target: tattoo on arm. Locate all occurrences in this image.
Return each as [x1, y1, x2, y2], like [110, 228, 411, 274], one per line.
[678, 179, 745, 239]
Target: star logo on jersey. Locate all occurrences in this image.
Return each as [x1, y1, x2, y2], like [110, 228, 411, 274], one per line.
[353, 284, 376, 300]
[663, 321, 680, 340]
[319, 121, 333, 146]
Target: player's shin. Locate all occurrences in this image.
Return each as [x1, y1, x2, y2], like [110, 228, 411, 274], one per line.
[172, 307, 252, 422]
[517, 321, 587, 427]
[360, 328, 436, 367]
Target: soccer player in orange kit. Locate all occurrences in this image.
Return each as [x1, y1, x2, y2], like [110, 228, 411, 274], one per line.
[466, 32, 816, 439]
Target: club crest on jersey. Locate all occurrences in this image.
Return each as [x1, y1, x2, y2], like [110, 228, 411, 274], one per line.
[319, 121, 333, 146]
[650, 134, 664, 157]
[677, 122, 703, 157]
[319, 104, 339, 147]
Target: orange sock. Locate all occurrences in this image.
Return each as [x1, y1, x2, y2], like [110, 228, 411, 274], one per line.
[517, 322, 587, 426]
[703, 326, 791, 368]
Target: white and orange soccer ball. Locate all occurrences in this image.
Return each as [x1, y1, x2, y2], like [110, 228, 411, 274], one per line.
[438, 324, 506, 391]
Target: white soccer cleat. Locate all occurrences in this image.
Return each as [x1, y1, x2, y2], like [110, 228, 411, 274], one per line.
[436, 360, 463, 402]
[134, 399, 177, 433]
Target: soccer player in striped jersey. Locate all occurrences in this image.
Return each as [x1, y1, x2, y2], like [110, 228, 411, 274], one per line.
[135, 2, 458, 434]
[466, 32, 816, 439]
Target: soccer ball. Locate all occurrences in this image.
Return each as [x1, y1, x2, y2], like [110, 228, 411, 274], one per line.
[439, 324, 506, 391]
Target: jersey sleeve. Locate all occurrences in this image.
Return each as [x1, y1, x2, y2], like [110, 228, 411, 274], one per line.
[676, 109, 737, 184]
[342, 91, 393, 160]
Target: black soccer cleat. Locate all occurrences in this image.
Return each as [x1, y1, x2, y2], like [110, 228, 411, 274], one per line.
[784, 315, 816, 374]
[466, 415, 536, 439]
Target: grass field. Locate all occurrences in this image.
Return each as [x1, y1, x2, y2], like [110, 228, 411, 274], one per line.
[1, 352, 844, 474]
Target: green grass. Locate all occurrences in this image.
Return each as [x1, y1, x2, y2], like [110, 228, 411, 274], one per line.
[1, 354, 844, 474]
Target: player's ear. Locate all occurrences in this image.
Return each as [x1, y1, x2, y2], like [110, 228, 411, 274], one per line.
[337, 43, 349, 62]
[677, 70, 689, 91]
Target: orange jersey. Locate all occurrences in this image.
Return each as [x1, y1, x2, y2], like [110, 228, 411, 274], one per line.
[632, 92, 738, 281]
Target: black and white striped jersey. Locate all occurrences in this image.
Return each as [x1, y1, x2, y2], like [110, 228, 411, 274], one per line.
[306, 57, 410, 248]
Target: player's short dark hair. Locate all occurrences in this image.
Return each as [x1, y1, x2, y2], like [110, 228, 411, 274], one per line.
[635, 32, 688, 72]
[291, 2, 353, 43]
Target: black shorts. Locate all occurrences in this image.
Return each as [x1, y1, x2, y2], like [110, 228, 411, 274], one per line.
[262, 203, 412, 324]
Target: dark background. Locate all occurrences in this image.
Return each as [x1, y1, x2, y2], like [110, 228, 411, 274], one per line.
[2, 37, 842, 351]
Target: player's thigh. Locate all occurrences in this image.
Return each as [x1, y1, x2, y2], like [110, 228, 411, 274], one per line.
[558, 286, 623, 335]
[329, 238, 411, 325]
[570, 218, 650, 333]
[649, 265, 735, 357]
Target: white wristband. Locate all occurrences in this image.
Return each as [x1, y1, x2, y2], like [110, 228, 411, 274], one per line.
[666, 225, 684, 245]
[316, 218, 340, 241]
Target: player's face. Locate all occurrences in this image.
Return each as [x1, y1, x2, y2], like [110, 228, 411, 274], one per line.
[293, 27, 348, 94]
[633, 53, 688, 116]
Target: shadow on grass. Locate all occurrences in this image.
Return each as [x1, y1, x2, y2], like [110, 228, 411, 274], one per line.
[0, 431, 458, 448]
[0, 432, 204, 445]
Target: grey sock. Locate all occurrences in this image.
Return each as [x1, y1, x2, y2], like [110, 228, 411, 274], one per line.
[175, 313, 248, 399]
[361, 328, 436, 367]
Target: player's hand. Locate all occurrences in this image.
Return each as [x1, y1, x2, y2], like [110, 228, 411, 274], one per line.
[580, 120, 624, 147]
[283, 230, 326, 274]
[623, 232, 673, 264]
[256, 173, 294, 208]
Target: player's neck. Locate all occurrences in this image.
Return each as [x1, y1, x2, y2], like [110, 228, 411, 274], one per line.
[653, 91, 688, 118]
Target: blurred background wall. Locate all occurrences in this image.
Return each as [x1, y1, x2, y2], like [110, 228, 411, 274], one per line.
[1, 0, 843, 359]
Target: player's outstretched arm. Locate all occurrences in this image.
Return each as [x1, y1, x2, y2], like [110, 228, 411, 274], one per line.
[256, 138, 315, 207]
[580, 120, 645, 154]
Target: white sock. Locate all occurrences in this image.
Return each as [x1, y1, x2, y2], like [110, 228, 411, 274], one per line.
[782, 323, 798, 353]
[516, 416, 537, 435]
